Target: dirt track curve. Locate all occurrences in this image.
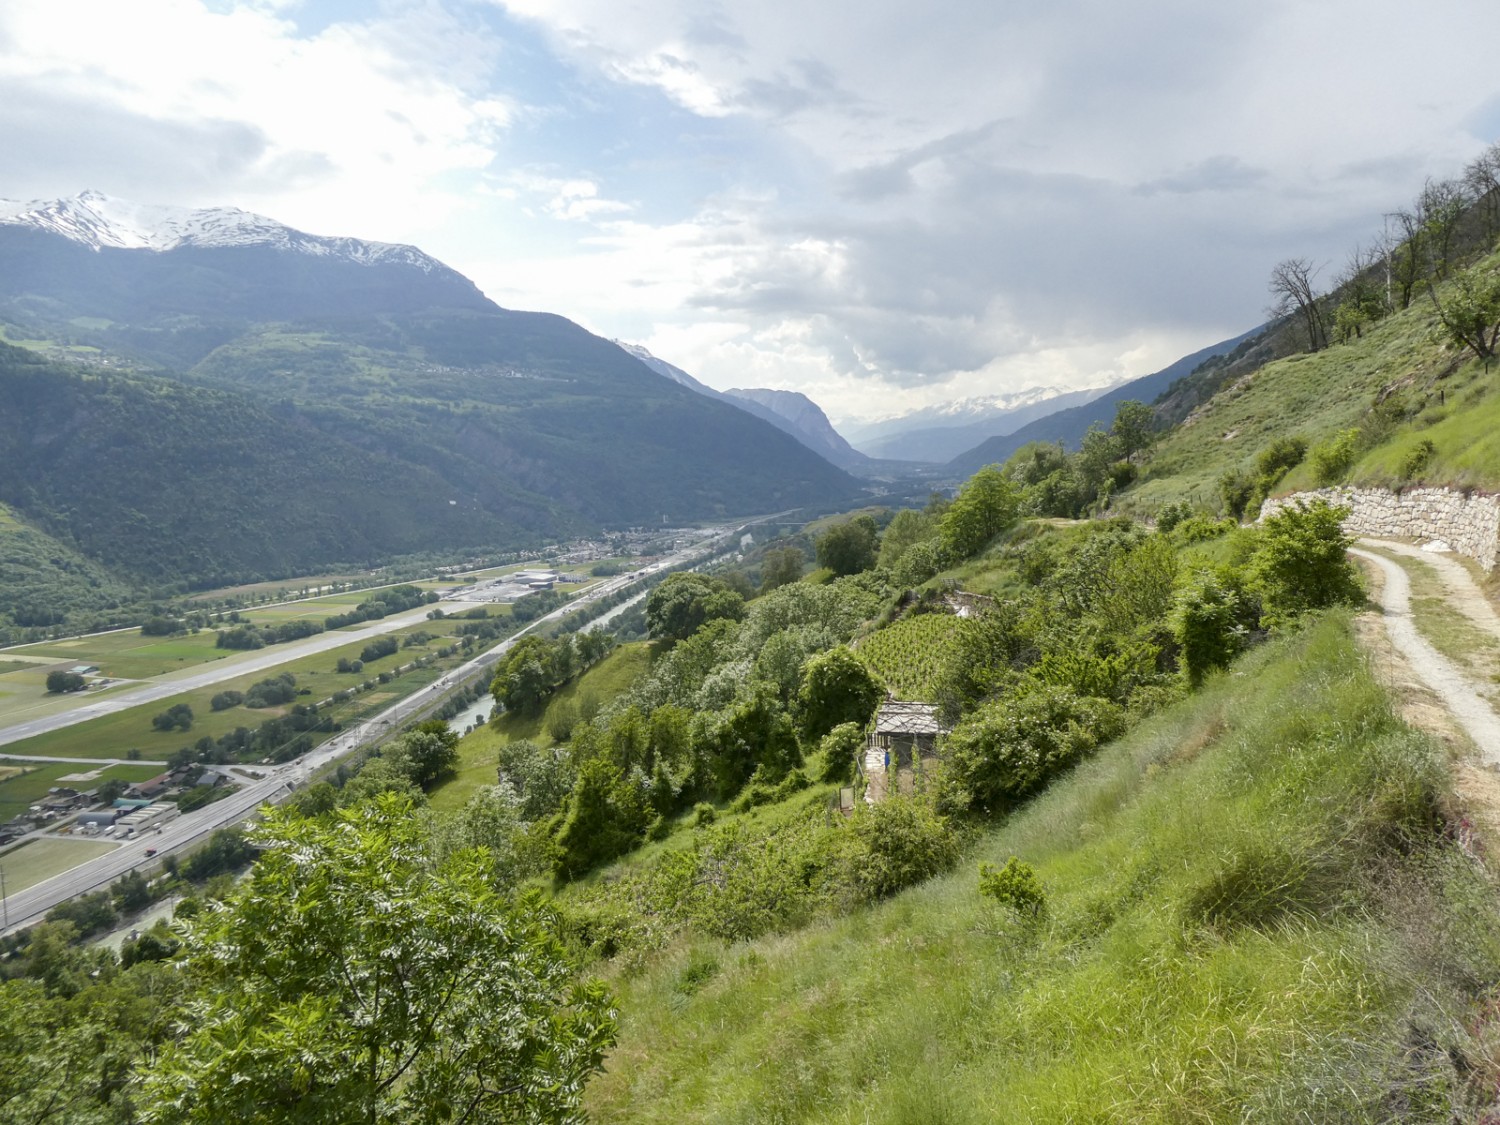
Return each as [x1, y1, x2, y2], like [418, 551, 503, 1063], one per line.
[1350, 539, 1500, 766]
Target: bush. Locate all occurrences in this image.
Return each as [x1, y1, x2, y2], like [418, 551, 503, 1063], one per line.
[940, 686, 1125, 814]
[151, 703, 194, 732]
[1170, 571, 1246, 686]
[693, 802, 717, 828]
[978, 857, 1047, 919]
[209, 690, 244, 712]
[1399, 438, 1437, 481]
[1250, 500, 1362, 627]
[847, 795, 960, 901]
[1309, 429, 1361, 485]
[360, 636, 399, 664]
[818, 722, 865, 783]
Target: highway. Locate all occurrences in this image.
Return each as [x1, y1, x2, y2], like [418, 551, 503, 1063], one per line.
[0, 527, 733, 935]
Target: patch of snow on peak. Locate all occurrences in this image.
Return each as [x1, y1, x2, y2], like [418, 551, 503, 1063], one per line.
[0, 190, 442, 271]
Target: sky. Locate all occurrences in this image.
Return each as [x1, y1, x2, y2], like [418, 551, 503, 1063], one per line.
[3, 0, 1500, 426]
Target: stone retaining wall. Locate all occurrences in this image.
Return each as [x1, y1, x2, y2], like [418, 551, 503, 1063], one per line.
[1261, 486, 1500, 571]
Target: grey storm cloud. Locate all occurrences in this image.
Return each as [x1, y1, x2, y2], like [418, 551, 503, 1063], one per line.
[691, 153, 1385, 386]
[0, 76, 333, 202]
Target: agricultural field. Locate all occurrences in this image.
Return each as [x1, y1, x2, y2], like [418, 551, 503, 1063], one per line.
[855, 612, 961, 701]
[0, 619, 488, 763]
[0, 837, 118, 893]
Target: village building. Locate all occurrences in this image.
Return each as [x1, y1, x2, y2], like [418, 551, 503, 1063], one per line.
[860, 699, 951, 803]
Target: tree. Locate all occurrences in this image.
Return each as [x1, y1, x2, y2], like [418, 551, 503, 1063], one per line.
[1268, 258, 1328, 352]
[940, 465, 1020, 559]
[1171, 570, 1246, 686]
[151, 704, 193, 732]
[815, 516, 878, 576]
[385, 724, 460, 789]
[645, 572, 745, 643]
[877, 508, 937, 570]
[1110, 400, 1156, 463]
[1428, 264, 1500, 363]
[759, 545, 806, 592]
[490, 636, 557, 716]
[797, 646, 885, 743]
[138, 797, 616, 1124]
[45, 670, 86, 694]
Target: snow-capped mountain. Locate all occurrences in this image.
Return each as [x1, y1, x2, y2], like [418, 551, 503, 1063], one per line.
[0, 190, 442, 272]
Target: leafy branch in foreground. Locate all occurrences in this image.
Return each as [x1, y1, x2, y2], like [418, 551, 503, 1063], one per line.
[138, 795, 616, 1124]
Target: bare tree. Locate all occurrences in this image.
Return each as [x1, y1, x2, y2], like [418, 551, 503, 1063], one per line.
[1464, 142, 1500, 245]
[1331, 243, 1386, 341]
[1268, 258, 1328, 352]
[1417, 177, 1469, 280]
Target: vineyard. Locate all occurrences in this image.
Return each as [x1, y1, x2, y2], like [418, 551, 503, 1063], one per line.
[856, 611, 961, 701]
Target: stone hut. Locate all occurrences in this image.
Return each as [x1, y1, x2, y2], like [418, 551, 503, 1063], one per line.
[861, 699, 950, 803]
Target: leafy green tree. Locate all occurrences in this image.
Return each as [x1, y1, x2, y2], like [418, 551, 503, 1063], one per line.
[45, 669, 87, 693]
[490, 635, 557, 716]
[151, 704, 193, 732]
[940, 465, 1020, 559]
[138, 797, 616, 1124]
[815, 515, 879, 577]
[1431, 264, 1500, 362]
[1075, 425, 1121, 494]
[1110, 400, 1156, 463]
[1249, 500, 1362, 627]
[645, 572, 745, 643]
[817, 721, 866, 783]
[796, 645, 884, 743]
[877, 508, 937, 569]
[384, 724, 460, 789]
[759, 545, 806, 592]
[553, 758, 650, 878]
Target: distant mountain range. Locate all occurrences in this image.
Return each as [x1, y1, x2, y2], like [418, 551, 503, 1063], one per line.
[844, 385, 1114, 463]
[944, 328, 1264, 476]
[0, 192, 861, 602]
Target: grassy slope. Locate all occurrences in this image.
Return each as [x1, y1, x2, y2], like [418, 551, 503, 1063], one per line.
[1128, 251, 1500, 512]
[586, 615, 1499, 1122]
[429, 642, 655, 812]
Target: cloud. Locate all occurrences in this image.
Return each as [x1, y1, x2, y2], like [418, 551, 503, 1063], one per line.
[1136, 156, 1269, 196]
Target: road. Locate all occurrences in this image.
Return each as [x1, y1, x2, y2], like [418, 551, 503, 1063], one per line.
[0, 527, 733, 934]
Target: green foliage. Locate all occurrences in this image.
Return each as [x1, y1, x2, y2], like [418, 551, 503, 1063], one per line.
[243, 673, 296, 709]
[814, 515, 879, 577]
[855, 612, 961, 701]
[45, 669, 86, 693]
[758, 545, 806, 592]
[646, 572, 746, 643]
[877, 508, 938, 570]
[890, 538, 945, 587]
[138, 797, 616, 1123]
[1309, 428, 1361, 485]
[358, 635, 399, 664]
[151, 703, 194, 732]
[846, 795, 961, 901]
[817, 722, 865, 783]
[1110, 399, 1156, 462]
[939, 686, 1125, 813]
[1250, 500, 1362, 627]
[1432, 263, 1500, 361]
[1170, 570, 1247, 686]
[977, 856, 1046, 918]
[940, 465, 1020, 559]
[796, 645, 884, 743]
[1399, 438, 1438, 480]
[554, 758, 652, 878]
[208, 690, 243, 712]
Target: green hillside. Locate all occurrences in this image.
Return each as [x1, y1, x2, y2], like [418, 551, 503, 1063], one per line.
[587, 617, 1496, 1121]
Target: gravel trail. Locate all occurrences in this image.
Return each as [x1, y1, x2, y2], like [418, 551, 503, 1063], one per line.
[1350, 542, 1500, 767]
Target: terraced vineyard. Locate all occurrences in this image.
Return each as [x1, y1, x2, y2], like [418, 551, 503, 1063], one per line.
[856, 611, 961, 701]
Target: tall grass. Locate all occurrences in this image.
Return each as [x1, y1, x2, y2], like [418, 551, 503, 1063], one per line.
[586, 614, 1500, 1122]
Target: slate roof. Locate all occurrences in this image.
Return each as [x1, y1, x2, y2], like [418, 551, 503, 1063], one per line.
[873, 700, 947, 737]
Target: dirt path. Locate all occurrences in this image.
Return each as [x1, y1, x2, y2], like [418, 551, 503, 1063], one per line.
[1349, 542, 1500, 767]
